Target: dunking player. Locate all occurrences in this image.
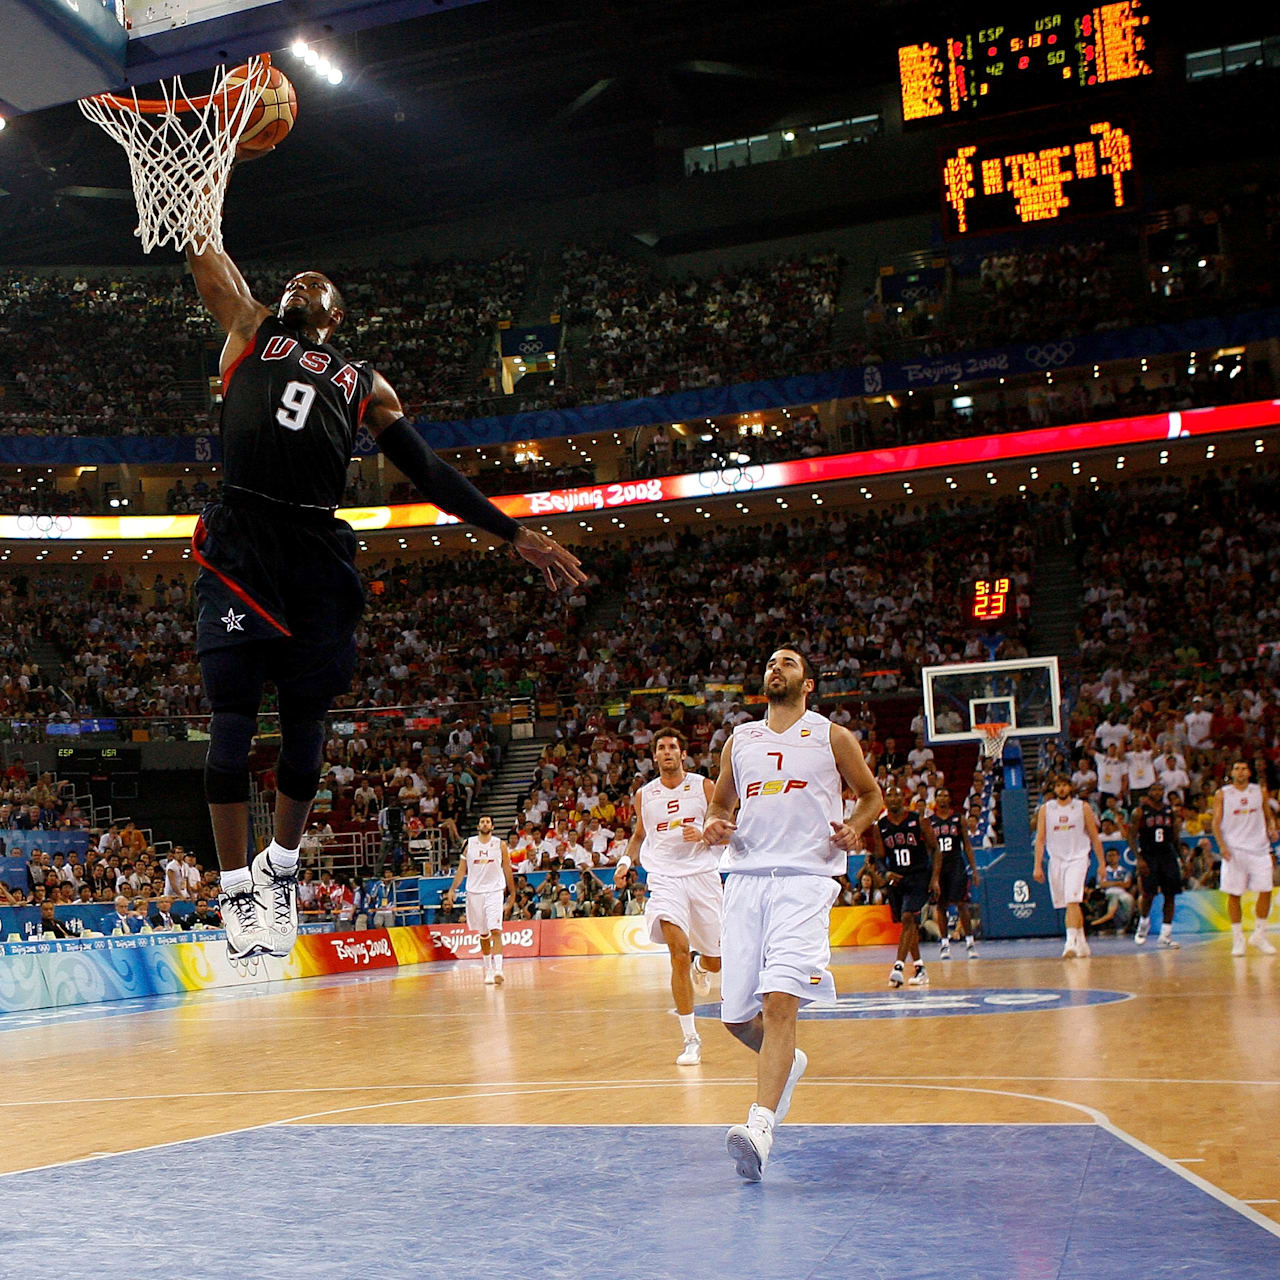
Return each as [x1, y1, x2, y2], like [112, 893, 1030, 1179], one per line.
[443, 816, 516, 984]
[1211, 761, 1277, 956]
[1034, 775, 1105, 958]
[1130, 783, 1182, 949]
[702, 647, 882, 1181]
[614, 725, 721, 1065]
[186, 247, 585, 960]
[867, 785, 941, 987]
[930, 786, 980, 960]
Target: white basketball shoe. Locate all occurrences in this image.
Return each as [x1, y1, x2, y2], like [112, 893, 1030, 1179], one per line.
[251, 849, 299, 958]
[726, 1104, 774, 1182]
[219, 887, 271, 961]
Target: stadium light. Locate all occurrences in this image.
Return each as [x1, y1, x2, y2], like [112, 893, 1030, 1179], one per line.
[291, 39, 309, 58]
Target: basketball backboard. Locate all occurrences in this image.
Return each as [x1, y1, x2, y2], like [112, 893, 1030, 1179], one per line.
[921, 656, 1061, 744]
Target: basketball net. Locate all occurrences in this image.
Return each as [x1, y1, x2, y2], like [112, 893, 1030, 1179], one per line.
[78, 56, 271, 255]
[976, 722, 1010, 760]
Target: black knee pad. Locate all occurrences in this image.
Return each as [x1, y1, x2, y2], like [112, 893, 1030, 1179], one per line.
[277, 714, 326, 803]
[204, 711, 256, 803]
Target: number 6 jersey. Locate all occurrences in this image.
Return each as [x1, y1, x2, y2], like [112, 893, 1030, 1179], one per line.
[220, 315, 376, 511]
[724, 710, 844, 876]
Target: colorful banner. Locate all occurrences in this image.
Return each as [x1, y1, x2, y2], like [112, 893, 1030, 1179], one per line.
[426, 921, 542, 959]
[3, 398, 1278, 542]
[1173, 890, 1280, 934]
[828, 905, 900, 948]
[540, 915, 665, 956]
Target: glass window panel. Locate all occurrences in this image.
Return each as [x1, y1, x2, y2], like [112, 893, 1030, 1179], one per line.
[1185, 48, 1224, 80]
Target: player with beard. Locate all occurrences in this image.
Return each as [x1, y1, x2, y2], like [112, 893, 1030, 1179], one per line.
[703, 647, 882, 1181]
[1130, 783, 1182, 949]
[867, 784, 941, 987]
[185, 247, 585, 961]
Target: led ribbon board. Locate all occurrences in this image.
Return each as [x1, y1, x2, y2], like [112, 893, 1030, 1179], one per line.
[942, 120, 1134, 236]
[2, 399, 1277, 541]
[899, 1, 1153, 125]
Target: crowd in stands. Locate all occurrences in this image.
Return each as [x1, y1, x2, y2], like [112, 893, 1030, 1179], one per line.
[556, 248, 842, 404]
[1028, 465, 1280, 925]
[633, 412, 828, 478]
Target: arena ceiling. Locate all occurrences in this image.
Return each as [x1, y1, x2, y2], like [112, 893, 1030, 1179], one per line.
[0, 0, 913, 265]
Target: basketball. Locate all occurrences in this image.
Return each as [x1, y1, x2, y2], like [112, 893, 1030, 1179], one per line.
[223, 62, 297, 154]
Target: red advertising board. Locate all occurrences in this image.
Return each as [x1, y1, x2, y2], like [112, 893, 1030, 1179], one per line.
[426, 921, 541, 959]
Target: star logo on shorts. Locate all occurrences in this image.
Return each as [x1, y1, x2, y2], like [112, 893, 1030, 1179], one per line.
[221, 608, 245, 633]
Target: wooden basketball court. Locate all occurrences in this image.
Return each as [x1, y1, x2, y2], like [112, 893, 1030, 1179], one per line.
[2, 935, 1278, 1277]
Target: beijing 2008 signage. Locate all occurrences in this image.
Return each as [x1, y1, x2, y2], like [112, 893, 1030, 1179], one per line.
[0, 399, 1276, 541]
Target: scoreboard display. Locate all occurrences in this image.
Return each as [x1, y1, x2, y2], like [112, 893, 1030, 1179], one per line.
[941, 119, 1135, 236]
[899, 1, 1153, 125]
[972, 576, 1013, 623]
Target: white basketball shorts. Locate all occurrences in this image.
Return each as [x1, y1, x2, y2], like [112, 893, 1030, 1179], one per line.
[720, 872, 839, 1024]
[1220, 848, 1275, 896]
[465, 889, 504, 934]
[644, 869, 723, 956]
[1048, 855, 1089, 909]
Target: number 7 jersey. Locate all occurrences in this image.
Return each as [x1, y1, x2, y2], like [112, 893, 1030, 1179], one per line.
[220, 315, 376, 510]
[724, 710, 844, 876]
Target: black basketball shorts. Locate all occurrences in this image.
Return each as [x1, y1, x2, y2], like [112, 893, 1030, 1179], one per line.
[1139, 851, 1182, 901]
[939, 858, 972, 904]
[888, 874, 932, 921]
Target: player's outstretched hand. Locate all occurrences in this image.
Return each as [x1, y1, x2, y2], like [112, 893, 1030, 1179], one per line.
[829, 820, 861, 852]
[512, 527, 588, 592]
[702, 818, 736, 846]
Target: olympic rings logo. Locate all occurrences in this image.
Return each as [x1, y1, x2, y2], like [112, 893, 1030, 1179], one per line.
[518, 339, 545, 355]
[1024, 342, 1076, 369]
[695, 463, 766, 496]
[14, 515, 73, 540]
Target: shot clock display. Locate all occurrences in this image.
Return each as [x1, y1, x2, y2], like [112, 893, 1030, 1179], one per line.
[972, 576, 1013, 623]
[941, 119, 1134, 236]
[898, 1, 1153, 125]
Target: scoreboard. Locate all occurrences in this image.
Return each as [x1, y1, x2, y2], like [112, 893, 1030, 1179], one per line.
[941, 119, 1135, 236]
[899, 1, 1153, 125]
[971, 576, 1013, 623]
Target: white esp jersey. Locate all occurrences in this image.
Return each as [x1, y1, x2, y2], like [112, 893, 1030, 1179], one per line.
[1219, 783, 1271, 855]
[724, 709, 843, 876]
[464, 835, 506, 894]
[1044, 798, 1089, 861]
[638, 772, 716, 877]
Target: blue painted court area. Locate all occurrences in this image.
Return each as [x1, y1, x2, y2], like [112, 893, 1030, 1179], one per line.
[697, 987, 1133, 1020]
[2, 1125, 1275, 1280]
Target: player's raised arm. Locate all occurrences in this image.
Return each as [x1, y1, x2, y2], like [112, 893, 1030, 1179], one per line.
[360, 372, 586, 592]
[830, 724, 884, 847]
[702, 738, 739, 845]
[185, 243, 268, 340]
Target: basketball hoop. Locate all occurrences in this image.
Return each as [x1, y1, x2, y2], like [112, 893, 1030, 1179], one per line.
[78, 55, 272, 255]
[975, 722, 1010, 760]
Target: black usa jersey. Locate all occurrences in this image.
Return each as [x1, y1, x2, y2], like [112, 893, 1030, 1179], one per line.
[221, 315, 376, 509]
[931, 813, 966, 866]
[878, 812, 931, 877]
[1133, 802, 1176, 858]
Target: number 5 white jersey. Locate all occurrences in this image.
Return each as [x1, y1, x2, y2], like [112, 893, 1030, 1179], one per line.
[639, 773, 717, 877]
[723, 710, 843, 876]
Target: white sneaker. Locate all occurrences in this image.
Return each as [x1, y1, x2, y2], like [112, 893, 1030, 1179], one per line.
[1157, 934, 1181, 950]
[250, 850, 298, 958]
[907, 967, 929, 986]
[726, 1105, 773, 1182]
[1134, 920, 1149, 945]
[483, 969, 496, 984]
[219, 888, 271, 961]
[774, 1048, 808, 1124]
[1231, 935, 1247, 957]
[1077, 939, 1092, 957]
[1250, 930, 1277, 955]
[676, 1035, 702, 1066]
[889, 964, 905, 987]
[1062, 940, 1078, 958]
[690, 954, 712, 995]
[939, 939, 952, 960]
[493, 970, 505, 985]
[965, 940, 979, 958]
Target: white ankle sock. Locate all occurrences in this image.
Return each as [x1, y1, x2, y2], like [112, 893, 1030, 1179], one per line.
[1232, 922, 1245, 941]
[221, 867, 252, 895]
[678, 1012, 696, 1038]
[1160, 923, 1173, 938]
[482, 953, 493, 971]
[1253, 921, 1268, 936]
[964, 935, 975, 945]
[266, 840, 299, 871]
[493, 953, 503, 973]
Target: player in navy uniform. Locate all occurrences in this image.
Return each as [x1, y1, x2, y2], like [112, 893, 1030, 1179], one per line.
[867, 785, 940, 987]
[186, 246, 585, 960]
[1130, 782, 1182, 949]
[931, 787, 980, 960]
